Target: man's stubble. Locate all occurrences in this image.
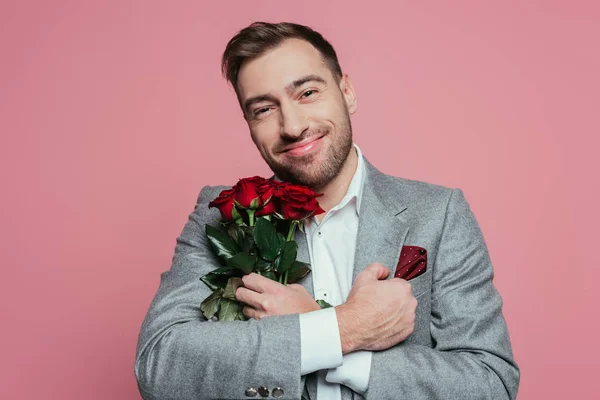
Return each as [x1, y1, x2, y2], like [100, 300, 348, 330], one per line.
[262, 108, 354, 189]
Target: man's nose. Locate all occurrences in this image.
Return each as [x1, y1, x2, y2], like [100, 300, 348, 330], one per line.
[279, 101, 308, 139]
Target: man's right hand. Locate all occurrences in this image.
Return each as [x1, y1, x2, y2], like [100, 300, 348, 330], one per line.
[335, 263, 418, 354]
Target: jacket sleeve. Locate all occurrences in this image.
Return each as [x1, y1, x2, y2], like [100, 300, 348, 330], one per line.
[134, 186, 304, 400]
[362, 188, 520, 399]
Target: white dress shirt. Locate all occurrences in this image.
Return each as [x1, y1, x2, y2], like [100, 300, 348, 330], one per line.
[298, 143, 373, 399]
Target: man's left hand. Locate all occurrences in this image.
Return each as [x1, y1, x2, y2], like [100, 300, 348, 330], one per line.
[235, 273, 320, 319]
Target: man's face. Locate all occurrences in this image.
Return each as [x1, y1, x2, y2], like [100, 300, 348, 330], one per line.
[236, 38, 357, 188]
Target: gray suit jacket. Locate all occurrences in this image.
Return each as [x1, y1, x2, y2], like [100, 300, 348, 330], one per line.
[135, 158, 520, 399]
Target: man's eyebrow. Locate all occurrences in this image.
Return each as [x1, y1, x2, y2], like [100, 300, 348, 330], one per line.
[284, 74, 327, 94]
[243, 74, 327, 114]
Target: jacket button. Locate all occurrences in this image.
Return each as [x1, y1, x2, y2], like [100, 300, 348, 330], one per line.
[419, 248, 426, 255]
[245, 387, 258, 397]
[258, 386, 269, 397]
[272, 387, 284, 398]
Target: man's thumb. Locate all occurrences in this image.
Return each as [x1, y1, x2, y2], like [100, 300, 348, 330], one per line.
[359, 263, 390, 282]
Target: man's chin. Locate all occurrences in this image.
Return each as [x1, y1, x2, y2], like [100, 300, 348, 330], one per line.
[268, 166, 314, 187]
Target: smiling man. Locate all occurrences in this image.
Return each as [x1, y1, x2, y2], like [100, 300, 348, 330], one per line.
[135, 22, 519, 400]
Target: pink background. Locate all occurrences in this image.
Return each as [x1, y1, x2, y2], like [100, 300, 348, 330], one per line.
[1, 1, 598, 398]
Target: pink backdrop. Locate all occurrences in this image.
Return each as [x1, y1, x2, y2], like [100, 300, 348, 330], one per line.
[1, 1, 598, 398]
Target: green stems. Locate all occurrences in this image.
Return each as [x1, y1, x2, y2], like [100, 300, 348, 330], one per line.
[283, 272, 289, 286]
[286, 221, 298, 241]
[282, 221, 299, 285]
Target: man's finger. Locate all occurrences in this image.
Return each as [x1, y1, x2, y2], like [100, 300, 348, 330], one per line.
[377, 266, 390, 280]
[235, 286, 263, 309]
[242, 272, 281, 293]
[357, 263, 389, 283]
[243, 306, 262, 320]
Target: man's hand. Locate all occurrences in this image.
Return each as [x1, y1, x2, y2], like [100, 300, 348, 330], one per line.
[336, 263, 418, 354]
[236, 273, 320, 320]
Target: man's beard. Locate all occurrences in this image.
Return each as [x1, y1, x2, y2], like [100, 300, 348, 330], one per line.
[264, 112, 353, 189]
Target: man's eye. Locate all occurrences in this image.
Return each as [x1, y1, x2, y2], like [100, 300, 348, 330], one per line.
[302, 90, 316, 98]
[255, 107, 270, 115]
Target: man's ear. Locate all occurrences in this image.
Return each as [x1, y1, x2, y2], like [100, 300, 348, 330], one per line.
[339, 73, 357, 114]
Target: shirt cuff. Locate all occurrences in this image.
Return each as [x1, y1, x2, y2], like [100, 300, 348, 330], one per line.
[299, 307, 343, 375]
[325, 350, 373, 394]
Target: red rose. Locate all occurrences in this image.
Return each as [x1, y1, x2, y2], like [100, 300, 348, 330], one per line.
[255, 180, 277, 217]
[256, 179, 275, 201]
[210, 177, 278, 221]
[234, 176, 266, 208]
[272, 182, 325, 220]
[208, 187, 236, 220]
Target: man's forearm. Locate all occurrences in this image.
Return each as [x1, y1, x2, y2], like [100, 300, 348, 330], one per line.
[136, 312, 303, 400]
[365, 337, 519, 399]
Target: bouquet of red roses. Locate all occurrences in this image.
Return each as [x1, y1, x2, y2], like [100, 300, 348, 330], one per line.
[199, 176, 325, 321]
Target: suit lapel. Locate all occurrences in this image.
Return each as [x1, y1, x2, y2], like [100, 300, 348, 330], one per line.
[353, 159, 410, 281]
[294, 227, 313, 298]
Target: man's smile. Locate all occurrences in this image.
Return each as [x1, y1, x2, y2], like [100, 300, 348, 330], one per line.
[280, 135, 325, 157]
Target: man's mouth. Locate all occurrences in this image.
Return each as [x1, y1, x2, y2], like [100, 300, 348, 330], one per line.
[280, 135, 324, 156]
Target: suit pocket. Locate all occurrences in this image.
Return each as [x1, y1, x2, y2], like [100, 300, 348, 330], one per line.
[408, 270, 431, 298]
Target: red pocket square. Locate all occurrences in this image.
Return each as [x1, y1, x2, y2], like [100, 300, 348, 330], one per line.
[394, 245, 427, 280]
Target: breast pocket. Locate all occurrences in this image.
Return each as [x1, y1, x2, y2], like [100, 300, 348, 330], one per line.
[408, 270, 431, 299]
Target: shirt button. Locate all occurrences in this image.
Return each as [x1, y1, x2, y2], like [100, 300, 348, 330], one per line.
[317, 231, 322, 236]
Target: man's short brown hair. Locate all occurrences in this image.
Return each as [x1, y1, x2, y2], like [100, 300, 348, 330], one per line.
[221, 21, 343, 105]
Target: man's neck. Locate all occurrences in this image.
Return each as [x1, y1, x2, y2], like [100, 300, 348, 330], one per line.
[313, 146, 359, 222]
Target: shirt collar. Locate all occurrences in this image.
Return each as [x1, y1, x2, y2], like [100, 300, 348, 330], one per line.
[336, 142, 365, 216]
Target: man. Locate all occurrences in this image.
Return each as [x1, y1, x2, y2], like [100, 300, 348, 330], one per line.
[135, 21, 519, 399]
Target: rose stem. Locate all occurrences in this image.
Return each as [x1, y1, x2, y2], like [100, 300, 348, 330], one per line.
[283, 221, 298, 285]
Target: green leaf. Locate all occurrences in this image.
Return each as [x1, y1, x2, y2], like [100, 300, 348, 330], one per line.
[275, 241, 297, 272]
[227, 224, 246, 249]
[223, 277, 244, 300]
[218, 298, 239, 321]
[253, 218, 284, 261]
[316, 299, 333, 309]
[235, 302, 246, 321]
[226, 252, 257, 274]
[210, 265, 237, 274]
[241, 226, 255, 253]
[231, 205, 242, 223]
[206, 224, 240, 261]
[200, 271, 231, 290]
[239, 225, 253, 234]
[228, 224, 255, 253]
[262, 270, 278, 282]
[286, 261, 311, 284]
[249, 197, 260, 209]
[200, 288, 224, 319]
[200, 265, 243, 291]
[255, 258, 272, 272]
